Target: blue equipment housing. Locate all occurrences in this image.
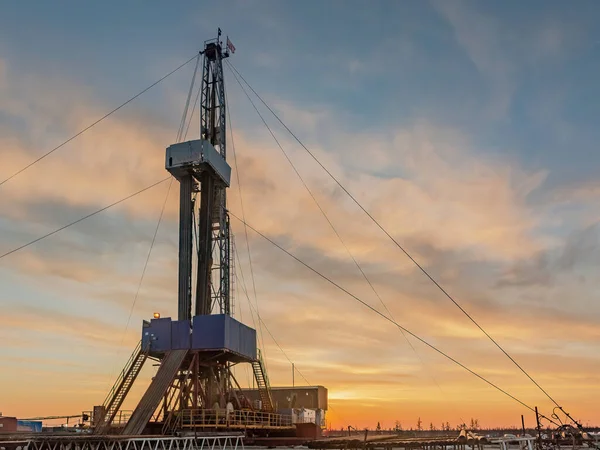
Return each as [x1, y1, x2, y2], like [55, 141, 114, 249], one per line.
[142, 314, 257, 362]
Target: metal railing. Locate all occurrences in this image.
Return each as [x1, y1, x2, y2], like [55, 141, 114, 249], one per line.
[111, 410, 133, 426]
[176, 409, 294, 429]
[82, 409, 132, 429]
[102, 341, 142, 410]
[256, 349, 271, 388]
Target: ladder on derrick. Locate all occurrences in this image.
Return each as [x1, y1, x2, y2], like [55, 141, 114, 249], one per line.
[94, 340, 149, 434]
[252, 349, 274, 412]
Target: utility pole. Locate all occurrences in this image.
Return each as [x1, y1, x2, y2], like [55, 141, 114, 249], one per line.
[292, 362, 295, 387]
[535, 407, 542, 450]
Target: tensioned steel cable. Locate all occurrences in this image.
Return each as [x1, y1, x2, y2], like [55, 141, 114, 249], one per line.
[117, 56, 202, 357]
[177, 54, 201, 142]
[225, 86, 270, 371]
[5, 58, 198, 388]
[119, 179, 173, 344]
[227, 66, 446, 395]
[184, 84, 202, 139]
[0, 177, 170, 260]
[234, 248, 260, 339]
[236, 265, 308, 383]
[226, 82, 348, 424]
[0, 53, 199, 188]
[233, 250, 350, 427]
[227, 213, 561, 427]
[232, 243, 255, 389]
[104, 177, 175, 392]
[225, 60, 573, 420]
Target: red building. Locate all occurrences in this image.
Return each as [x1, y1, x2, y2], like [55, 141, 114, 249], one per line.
[0, 416, 18, 433]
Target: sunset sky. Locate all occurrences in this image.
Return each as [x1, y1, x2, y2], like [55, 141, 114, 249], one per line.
[1, 0, 600, 430]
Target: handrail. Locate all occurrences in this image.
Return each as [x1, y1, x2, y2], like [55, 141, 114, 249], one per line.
[175, 409, 294, 429]
[102, 340, 143, 409]
[110, 410, 133, 426]
[254, 349, 274, 411]
[257, 349, 270, 388]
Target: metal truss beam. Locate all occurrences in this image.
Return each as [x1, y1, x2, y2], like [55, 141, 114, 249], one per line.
[0, 435, 244, 450]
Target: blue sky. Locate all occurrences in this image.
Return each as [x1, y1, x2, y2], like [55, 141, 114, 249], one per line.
[1, 0, 600, 428]
[2, 0, 599, 180]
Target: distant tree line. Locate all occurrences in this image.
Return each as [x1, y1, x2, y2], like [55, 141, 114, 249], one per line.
[328, 416, 600, 435]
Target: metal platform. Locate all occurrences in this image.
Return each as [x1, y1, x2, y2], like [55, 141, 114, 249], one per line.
[0, 435, 243, 450]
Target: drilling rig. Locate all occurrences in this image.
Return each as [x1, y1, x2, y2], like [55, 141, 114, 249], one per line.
[92, 30, 279, 436]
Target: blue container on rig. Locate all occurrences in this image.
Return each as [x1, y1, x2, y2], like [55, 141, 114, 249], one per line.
[141, 314, 256, 361]
[192, 314, 257, 361]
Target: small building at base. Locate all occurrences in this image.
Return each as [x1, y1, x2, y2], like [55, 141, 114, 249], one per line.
[241, 386, 328, 427]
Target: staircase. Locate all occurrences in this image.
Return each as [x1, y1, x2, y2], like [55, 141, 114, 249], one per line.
[122, 349, 188, 435]
[252, 349, 274, 412]
[94, 340, 149, 434]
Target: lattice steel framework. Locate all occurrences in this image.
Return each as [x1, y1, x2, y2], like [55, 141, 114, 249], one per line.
[0, 435, 244, 450]
[196, 31, 231, 317]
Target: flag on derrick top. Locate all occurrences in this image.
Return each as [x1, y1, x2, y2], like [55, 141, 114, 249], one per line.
[227, 37, 236, 54]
